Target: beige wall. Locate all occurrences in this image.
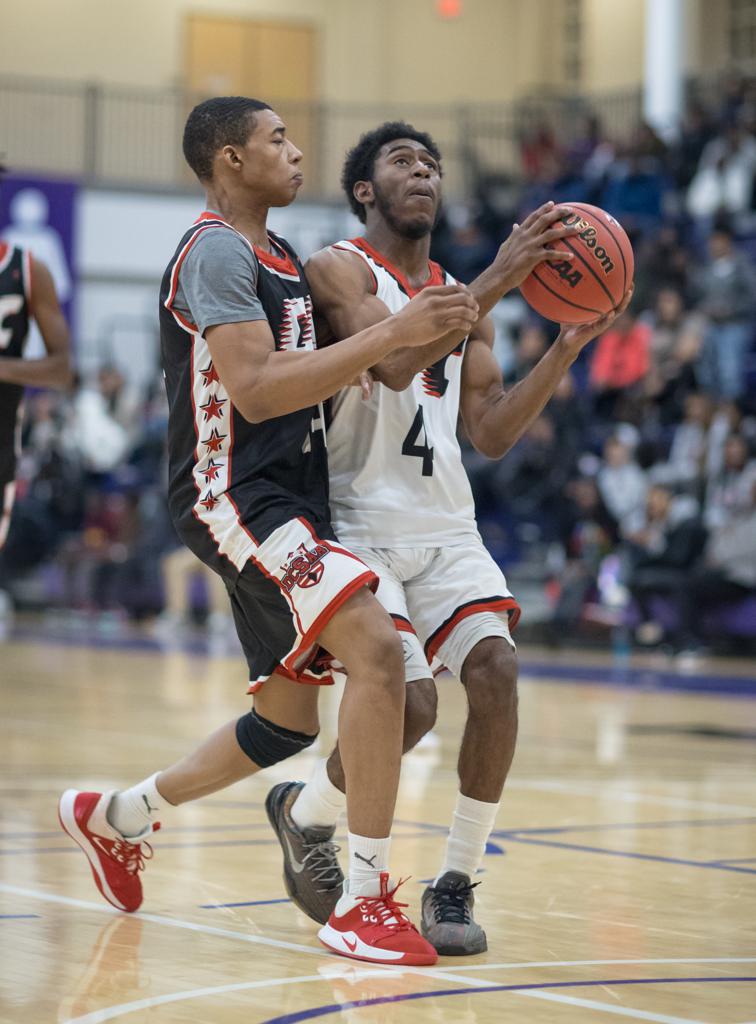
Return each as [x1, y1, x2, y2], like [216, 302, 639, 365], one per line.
[0, 0, 733, 102]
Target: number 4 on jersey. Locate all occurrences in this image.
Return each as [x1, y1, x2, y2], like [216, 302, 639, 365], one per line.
[402, 406, 434, 477]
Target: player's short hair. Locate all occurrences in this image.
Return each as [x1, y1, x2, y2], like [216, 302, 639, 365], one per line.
[183, 97, 272, 182]
[341, 121, 442, 222]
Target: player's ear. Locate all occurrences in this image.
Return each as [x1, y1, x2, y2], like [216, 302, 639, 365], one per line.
[353, 180, 374, 207]
[221, 145, 244, 172]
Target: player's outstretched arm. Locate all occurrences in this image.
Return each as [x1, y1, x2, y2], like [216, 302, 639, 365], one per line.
[205, 284, 477, 423]
[307, 203, 579, 392]
[461, 287, 633, 460]
[0, 257, 73, 390]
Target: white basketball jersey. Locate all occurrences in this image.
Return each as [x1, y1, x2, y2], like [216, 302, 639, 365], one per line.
[326, 238, 479, 548]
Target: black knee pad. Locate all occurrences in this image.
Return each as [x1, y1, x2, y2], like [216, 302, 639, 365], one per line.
[235, 709, 317, 768]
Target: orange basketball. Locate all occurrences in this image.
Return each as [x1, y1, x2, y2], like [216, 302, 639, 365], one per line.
[520, 203, 634, 324]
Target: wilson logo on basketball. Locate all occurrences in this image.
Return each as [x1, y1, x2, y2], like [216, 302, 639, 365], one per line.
[280, 542, 328, 592]
[560, 212, 616, 274]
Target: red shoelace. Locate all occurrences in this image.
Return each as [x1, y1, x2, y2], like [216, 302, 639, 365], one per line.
[356, 877, 415, 931]
[108, 824, 159, 875]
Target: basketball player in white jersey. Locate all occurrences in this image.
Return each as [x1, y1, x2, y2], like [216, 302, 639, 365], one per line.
[267, 122, 632, 954]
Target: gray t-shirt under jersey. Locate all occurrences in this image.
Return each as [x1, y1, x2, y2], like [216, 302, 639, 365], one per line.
[173, 227, 267, 335]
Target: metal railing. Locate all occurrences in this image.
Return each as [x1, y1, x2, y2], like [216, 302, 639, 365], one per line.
[0, 73, 651, 196]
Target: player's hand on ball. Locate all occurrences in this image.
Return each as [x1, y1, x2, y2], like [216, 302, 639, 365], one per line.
[557, 284, 635, 354]
[397, 284, 479, 345]
[496, 201, 580, 289]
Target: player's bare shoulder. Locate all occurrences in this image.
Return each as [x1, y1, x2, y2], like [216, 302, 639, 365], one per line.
[305, 244, 374, 308]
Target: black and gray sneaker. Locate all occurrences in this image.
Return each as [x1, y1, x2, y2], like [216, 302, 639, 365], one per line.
[421, 870, 487, 955]
[265, 781, 343, 925]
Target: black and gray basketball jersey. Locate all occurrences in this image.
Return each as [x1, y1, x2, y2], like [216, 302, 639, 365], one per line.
[159, 213, 329, 574]
[0, 244, 31, 484]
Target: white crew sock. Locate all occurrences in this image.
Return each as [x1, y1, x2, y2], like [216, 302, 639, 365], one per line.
[290, 758, 346, 830]
[435, 792, 500, 884]
[106, 772, 169, 839]
[335, 832, 391, 913]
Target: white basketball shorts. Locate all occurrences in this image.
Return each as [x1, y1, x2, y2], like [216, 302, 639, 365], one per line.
[346, 537, 520, 682]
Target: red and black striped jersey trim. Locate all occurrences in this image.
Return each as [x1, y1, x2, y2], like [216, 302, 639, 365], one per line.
[348, 237, 446, 298]
[194, 211, 300, 278]
[424, 596, 521, 662]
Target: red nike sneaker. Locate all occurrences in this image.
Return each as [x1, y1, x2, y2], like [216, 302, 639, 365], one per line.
[58, 790, 158, 912]
[318, 872, 438, 965]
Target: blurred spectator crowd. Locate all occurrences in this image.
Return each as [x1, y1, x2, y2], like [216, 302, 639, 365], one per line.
[2, 72, 756, 656]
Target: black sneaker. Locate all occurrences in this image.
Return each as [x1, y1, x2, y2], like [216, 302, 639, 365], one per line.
[265, 781, 343, 925]
[421, 870, 487, 955]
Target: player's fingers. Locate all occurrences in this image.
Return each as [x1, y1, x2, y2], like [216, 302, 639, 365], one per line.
[539, 247, 575, 263]
[541, 224, 581, 244]
[532, 204, 573, 236]
[360, 372, 374, 401]
[424, 284, 470, 298]
[615, 283, 635, 314]
[445, 316, 477, 332]
[520, 201, 555, 230]
[439, 292, 479, 313]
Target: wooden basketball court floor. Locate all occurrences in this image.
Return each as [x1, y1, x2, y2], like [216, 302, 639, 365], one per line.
[1, 625, 755, 1024]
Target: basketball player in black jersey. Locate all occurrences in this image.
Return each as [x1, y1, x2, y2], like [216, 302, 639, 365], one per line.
[58, 98, 479, 965]
[271, 122, 633, 954]
[0, 219, 72, 550]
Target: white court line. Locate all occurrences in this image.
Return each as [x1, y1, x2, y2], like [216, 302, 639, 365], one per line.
[439, 957, 756, 971]
[515, 989, 708, 1024]
[0, 882, 327, 957]
[5, 880, 749, 1024]
[61, 969, 452, 1024]
[508, 779, 756, 815]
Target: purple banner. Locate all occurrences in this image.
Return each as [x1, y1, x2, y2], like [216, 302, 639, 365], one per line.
[0, 174, 78, 343]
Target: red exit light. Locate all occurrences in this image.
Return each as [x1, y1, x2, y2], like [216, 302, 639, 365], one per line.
[437, 0, 462, 18]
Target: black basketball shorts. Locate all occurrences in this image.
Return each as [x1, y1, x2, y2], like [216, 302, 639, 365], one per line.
[221, 515, 377, 692]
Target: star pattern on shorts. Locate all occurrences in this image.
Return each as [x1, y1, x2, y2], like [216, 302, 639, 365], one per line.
[202, 427, 227, 454]
[200, 393, 226, 421]
[198, 490, 219, 512]
[201, 458, 222, 483]
[199, 361, 220, 387]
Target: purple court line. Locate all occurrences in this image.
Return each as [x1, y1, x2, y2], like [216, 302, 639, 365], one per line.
[707, 857, 756, 865]
[0, 832, 434, 857]
[258, 976, 756, 1024]
[0, 914, 40, 919]
[517, 660, 756, 695]
[11, 625, 756, 696]
[0, 822, 275, 840]
[199, 898, 290, 909]
[494, 833, 756, 876]
[491, 815, 756, 837]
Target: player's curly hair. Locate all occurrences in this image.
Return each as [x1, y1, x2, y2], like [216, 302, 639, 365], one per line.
[183, 97, 271, 182]
[341, 121, 442, 223]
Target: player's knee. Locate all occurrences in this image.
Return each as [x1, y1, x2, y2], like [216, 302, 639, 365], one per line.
[462, 642, 518, 718]
[235, 709, 318, 768]
[403, 677, 438, 750]
[343, 620, 405, 695]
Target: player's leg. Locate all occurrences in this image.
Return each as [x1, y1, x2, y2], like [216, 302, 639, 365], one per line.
[268, 548, 437, 924]
[311, 584, 437, 964]
[323, 675, 438, 793]
[57, 672, 321, 914]
[57, 555, 323, 913]
[0, 481, 17, 629]
[0, 480, 16, 550]
[408, 542, 520, 955]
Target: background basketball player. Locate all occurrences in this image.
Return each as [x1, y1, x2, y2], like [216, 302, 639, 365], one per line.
[269, 121, 632, 955]
[58, 99, 479, 966]
[0, 174, 72, 551]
